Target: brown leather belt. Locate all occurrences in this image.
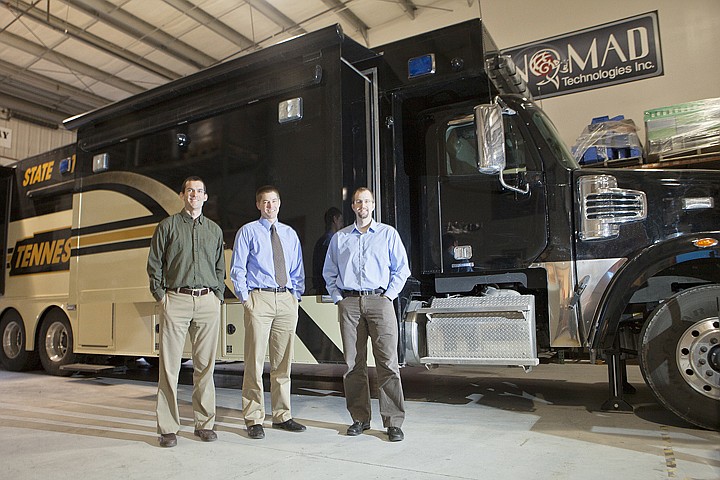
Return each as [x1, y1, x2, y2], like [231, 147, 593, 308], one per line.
[174, 287, 212, 296]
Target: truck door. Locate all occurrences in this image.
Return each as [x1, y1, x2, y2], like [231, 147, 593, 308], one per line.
[0, 166, 12, 295]
[421, 108, 548, 275]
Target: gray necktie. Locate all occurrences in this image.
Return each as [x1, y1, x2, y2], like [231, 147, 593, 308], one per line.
[270, 224, 287, 287]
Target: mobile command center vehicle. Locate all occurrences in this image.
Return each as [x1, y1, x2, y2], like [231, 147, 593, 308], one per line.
[0, 20, 718, 430]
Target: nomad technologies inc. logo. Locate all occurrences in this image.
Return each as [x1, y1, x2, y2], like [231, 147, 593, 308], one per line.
[527, 48, 564, 90]
[505, 12, 663, 99]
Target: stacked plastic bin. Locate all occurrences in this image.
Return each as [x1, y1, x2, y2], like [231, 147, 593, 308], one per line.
[572, 115, 643, 166]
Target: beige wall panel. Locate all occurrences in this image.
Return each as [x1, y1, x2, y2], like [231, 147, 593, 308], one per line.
[0, 117, 75, 166]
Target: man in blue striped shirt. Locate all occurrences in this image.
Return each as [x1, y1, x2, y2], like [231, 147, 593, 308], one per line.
[230, 185, 306, 440]
[323, 187, 410, 442]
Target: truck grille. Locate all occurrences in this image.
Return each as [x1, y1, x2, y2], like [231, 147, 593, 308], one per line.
[584, 192, 645, 220]
[579, 175, 647, 240]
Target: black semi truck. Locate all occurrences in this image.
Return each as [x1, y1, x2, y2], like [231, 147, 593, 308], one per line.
[1, 19, 718, 430]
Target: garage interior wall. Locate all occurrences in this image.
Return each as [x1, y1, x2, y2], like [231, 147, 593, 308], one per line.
[1, 0, 718, 164]
[0, 115, 76, 166]
[371, 0, 720, 150]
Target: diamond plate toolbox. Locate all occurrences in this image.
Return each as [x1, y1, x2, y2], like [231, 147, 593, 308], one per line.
[424, 294, 538, 365]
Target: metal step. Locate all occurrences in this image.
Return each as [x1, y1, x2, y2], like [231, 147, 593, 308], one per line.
[59, 363, 126, 374]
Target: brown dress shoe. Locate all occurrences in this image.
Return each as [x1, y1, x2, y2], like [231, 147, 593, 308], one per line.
[193, 429, 217, 442]
[159, 433, 177, 448]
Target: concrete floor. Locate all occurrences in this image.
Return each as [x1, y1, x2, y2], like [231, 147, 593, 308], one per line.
[0, 361, 718, 480]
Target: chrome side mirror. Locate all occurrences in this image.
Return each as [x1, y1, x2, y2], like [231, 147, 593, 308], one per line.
[474, 103, 506, 174]
[474, 102, 529, 195]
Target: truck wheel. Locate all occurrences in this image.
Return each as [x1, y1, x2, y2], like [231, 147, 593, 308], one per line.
[38, 310, 77, 376]
[0, 310, 40, 371]
[639, 284, 720, 430]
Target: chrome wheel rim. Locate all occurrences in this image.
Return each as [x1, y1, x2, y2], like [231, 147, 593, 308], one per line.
[45, 321, 69, 363]
[2, 320, 22, 359]
[677, 317, 720, 401]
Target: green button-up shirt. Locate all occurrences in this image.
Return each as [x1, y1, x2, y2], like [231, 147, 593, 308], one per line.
[147, 210, 226, 301]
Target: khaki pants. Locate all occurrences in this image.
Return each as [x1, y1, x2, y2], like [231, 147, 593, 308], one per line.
[156, 291, 221, 434]
[338, 295, 405, 428]
[242, 290, 298, 426]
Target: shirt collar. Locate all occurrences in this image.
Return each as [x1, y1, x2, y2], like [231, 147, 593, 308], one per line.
[351, 218, 377, 234]
[180, 210, 203, 223]
[259, 217, 279, 230]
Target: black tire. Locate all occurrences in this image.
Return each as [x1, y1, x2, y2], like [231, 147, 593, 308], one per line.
[38, 309, 77, 376]
[639, 284, 720, 430]
[0, 310, 40, 371]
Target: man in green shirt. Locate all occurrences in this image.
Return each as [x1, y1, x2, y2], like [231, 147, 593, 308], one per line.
[147, 176, 225, 448]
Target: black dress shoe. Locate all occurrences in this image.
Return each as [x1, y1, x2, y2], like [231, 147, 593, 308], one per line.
[387, 426, 404, 442]
[347, 420, 371, 436]
[194, 429, 217, 442]
[272, 418, 306, 432]
[247, 424, 265, 439]
[159, 433, 177, 447]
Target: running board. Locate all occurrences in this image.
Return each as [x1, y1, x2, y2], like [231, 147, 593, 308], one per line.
[59, 363, 126, 374]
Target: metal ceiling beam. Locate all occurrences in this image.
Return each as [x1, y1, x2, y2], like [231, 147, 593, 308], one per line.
[0, 30, 145, 94]
[320, 0, 369, 44]
[1, 81, 85, 114]
[4, 0, 180, 81]
[162, 0, 255, 50]
[245, 0, 305, 35]
[0, 93, 70, 125]
[0, 59, 109, 108]
[396, 0, 417, 20]
[59, 0, 216, 69]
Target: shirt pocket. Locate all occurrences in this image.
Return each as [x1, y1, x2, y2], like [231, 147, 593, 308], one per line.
[198, 226, 220, 265]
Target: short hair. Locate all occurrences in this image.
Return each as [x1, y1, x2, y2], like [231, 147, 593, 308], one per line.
[255, 185, 280, 202]
[181, 176, 205, 193]
[324, 207, 342, 229]
[352, 187, 374, 202]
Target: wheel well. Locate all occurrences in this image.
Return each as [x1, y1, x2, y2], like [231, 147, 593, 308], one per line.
[593, 243, 720, 351]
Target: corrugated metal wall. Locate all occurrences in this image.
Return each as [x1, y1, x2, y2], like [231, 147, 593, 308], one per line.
[0, 116, 75, 166]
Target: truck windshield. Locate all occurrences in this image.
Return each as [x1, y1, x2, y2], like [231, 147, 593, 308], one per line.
[525, 102, 579, 170]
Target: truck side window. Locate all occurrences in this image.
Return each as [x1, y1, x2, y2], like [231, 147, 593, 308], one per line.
[444, 115, 529, 176]
[445, 124, 479, 175]
[503, 114, 528, 173]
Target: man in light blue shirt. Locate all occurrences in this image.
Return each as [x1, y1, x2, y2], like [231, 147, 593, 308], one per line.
[230, 185, 306, 439]
[323, 187, 410, 442]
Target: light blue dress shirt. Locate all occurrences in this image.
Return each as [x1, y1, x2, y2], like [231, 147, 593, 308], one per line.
[323, 219, 410, 304]
[230, 218, 305, 303]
